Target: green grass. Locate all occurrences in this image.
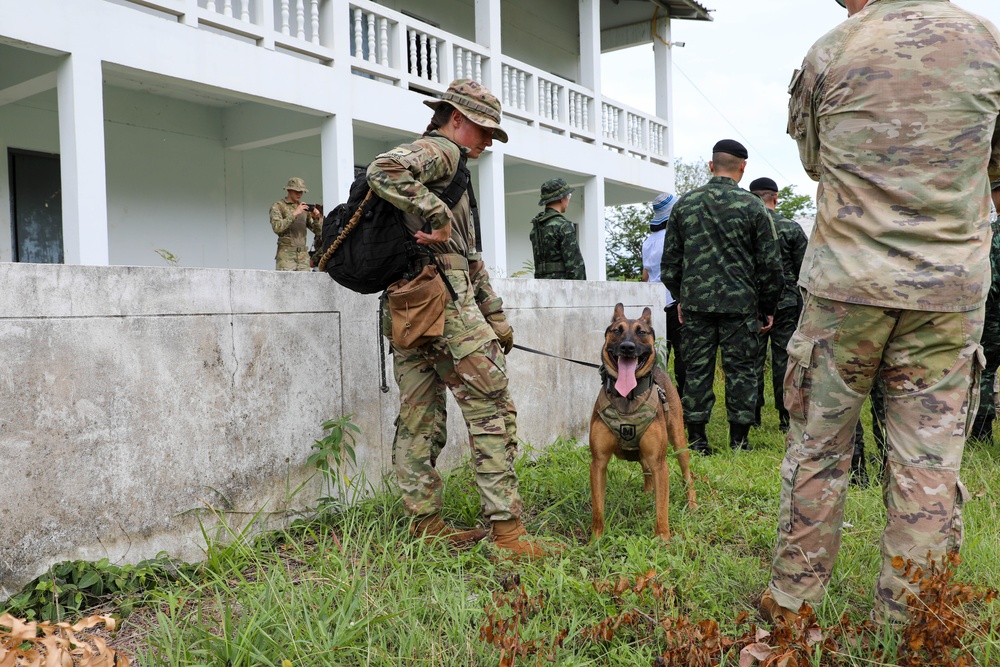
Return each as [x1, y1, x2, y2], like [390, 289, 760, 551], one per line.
[62, 362, 1000, 665]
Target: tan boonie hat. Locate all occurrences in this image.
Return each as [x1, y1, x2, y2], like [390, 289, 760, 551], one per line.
[285, 177, 308, 193]
[423, 79, 509, 143]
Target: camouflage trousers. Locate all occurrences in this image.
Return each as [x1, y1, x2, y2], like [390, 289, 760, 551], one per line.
[275, 244, 310, 271]
[755, 304, 801, 426]
[390, 269, 522, 522]
[770, 293, 984, 623]
[680, 311, 760, 425]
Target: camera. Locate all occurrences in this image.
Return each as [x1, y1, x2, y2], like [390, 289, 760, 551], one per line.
[302, 203, 315, 213]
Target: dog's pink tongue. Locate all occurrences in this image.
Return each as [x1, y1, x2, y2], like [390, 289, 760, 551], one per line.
[615, 357, 638, 396]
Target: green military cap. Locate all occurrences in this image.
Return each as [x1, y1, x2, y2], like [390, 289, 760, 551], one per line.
[423, 79, 509, 143]
[285, 177, 308, 193]
[538, 178, 574, 206]
[833, 0, 846, 6]
[992, 179, 1000, 191]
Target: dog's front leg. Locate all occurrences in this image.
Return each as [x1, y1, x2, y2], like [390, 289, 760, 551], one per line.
[589, 451, 611, 540]
[644, 456, 671, 541]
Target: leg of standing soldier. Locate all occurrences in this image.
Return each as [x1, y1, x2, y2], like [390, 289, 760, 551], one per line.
[753, 327, 770, 428]
[432, 270, 523, 522]
[873, 305, 983, 623]
[666, 302, 686, 397]
[391, 343, 450, 518]
[679, 311, 720, 428]
[869, 378, 887, 479]
[771, 305, 799, 432]
[971, 289, 1000, 443]
[769, 295, 883, 614]
[719, 314, 760, 449]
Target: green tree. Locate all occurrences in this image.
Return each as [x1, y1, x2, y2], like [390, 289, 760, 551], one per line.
[675, 158, 712, 196]
[776, 184, 815, 220]
[605, 204, 649, 280]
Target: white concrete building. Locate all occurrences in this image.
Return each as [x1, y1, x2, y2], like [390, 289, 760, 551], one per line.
[0, 0, 710, 277]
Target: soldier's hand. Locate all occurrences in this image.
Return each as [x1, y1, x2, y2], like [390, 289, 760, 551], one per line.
[486, 312, 514, 354]
[415, 221, 452, 245]
[759, 314, 774, 334]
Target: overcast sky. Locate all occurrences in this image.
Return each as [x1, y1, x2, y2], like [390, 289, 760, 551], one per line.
[602, 0, 1000, 201]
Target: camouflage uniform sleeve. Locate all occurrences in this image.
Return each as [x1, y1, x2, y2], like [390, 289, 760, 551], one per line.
[270, 201, 294, 235]
[307, 212, 323, 237]
[788, 57, 821, 181]
[366, 141, 458, 230]
[560, 219, 587, 280]
[660, 200, 683, 295]
[469, 259, 504, 316]
[754, 204, 784, 316]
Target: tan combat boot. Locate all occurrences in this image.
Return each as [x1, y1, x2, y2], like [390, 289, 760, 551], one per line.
[490, 518, 552, 560]
[409, 514, 488, 548]
[759, 589, 801, 626]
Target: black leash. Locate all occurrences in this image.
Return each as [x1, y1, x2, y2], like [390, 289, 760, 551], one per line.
[511, 343, 602, 369]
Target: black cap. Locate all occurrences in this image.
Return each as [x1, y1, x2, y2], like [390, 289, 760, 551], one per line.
[749, 177, 779, 192]
[712, 139, 748, 159]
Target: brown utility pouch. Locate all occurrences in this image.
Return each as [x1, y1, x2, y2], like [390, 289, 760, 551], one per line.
[387, 264, 448, 349]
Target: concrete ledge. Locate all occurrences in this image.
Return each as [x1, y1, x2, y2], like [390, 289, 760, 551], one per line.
[0, 263, 664, 597]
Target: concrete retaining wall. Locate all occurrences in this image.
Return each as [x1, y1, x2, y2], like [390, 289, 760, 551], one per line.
[0, 263, 664, 597]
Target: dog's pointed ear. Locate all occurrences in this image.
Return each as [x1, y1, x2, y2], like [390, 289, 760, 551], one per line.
[641, 307, 653, 325]
[612, 302, 625, 322]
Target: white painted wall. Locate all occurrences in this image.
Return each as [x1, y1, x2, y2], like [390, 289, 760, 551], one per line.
[0, 262, 665, 598]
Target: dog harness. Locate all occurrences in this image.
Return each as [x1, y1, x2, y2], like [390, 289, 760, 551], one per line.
[595, 372, 668, 451]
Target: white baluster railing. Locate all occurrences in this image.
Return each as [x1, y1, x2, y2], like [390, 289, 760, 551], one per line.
[537, 77, 563, 123]
[602, 102, 622, 143]
[452, 46, 482, 83]
[501, 64, 531, 113]
[280, 0, 290, 35]
[627, 112, 643, 149]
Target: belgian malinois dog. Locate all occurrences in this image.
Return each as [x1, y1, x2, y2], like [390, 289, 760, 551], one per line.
[589, 303, 696, 541]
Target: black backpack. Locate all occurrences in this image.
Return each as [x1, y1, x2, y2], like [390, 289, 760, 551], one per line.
[317, 154, 478, 294]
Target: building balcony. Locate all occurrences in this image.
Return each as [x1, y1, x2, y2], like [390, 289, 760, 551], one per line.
[110, 0, 677, 165]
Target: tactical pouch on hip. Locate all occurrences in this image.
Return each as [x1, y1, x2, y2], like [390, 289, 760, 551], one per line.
[387, 264, 448, 349]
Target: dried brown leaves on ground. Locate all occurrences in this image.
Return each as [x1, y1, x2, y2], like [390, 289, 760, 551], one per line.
[0, 613, 130, 666]
[477, 556, 998, 667]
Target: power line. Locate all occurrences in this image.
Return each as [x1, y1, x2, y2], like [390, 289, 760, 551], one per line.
[672, 60, 793, 185]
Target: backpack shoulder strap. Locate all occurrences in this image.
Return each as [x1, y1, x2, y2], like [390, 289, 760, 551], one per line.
[436, 152, 482, 253]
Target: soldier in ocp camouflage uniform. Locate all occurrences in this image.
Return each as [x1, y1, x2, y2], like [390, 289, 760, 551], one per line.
[660, 139, 783, 455]
[748, 177, 808, 433]
[529, 178, 587, 280]
[969, 183, 1000, 444]
[269, 177, 323, 271]
[368, 79, 550, 559]
[762, 0, 1000, 626]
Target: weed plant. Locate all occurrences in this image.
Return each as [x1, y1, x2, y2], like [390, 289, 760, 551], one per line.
[9, 360, 1000, 666]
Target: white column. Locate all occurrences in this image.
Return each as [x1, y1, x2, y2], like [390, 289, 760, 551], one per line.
[57, 53, 109, 266]
[475, 0, 502, 91]
[321, 112, 355, 207]
[476, 147, 506, 273]
[581, 174, 606, 281]
[579, 0, 602, 136]
[652, 13, 673, 160]
[0, 138, 10, 262]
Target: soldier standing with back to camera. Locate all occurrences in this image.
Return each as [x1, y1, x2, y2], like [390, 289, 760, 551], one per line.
[661, 139, 783, 455]
[748, 177, 808, 433]
[367, 79, 550, 559]
[762, 0, 1000, 625]
[529, 178, 587, 280]
[270, 177, 323, 271]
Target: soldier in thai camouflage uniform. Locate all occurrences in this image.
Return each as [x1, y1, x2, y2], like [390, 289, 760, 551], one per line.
[748, 177, 808, 433]
[270, 177, 323, 271]
[969, 183, 1000, 444]
[762, 0, 1000, 626]
[661, 139, 783, 454]
[529, 178, 587, 280]
[368, 79, 549, 559]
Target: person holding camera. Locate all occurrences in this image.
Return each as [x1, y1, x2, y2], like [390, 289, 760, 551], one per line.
[270, 176, 323, 271]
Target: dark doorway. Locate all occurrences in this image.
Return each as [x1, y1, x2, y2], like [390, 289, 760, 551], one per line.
[9, 149, 63, 263]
